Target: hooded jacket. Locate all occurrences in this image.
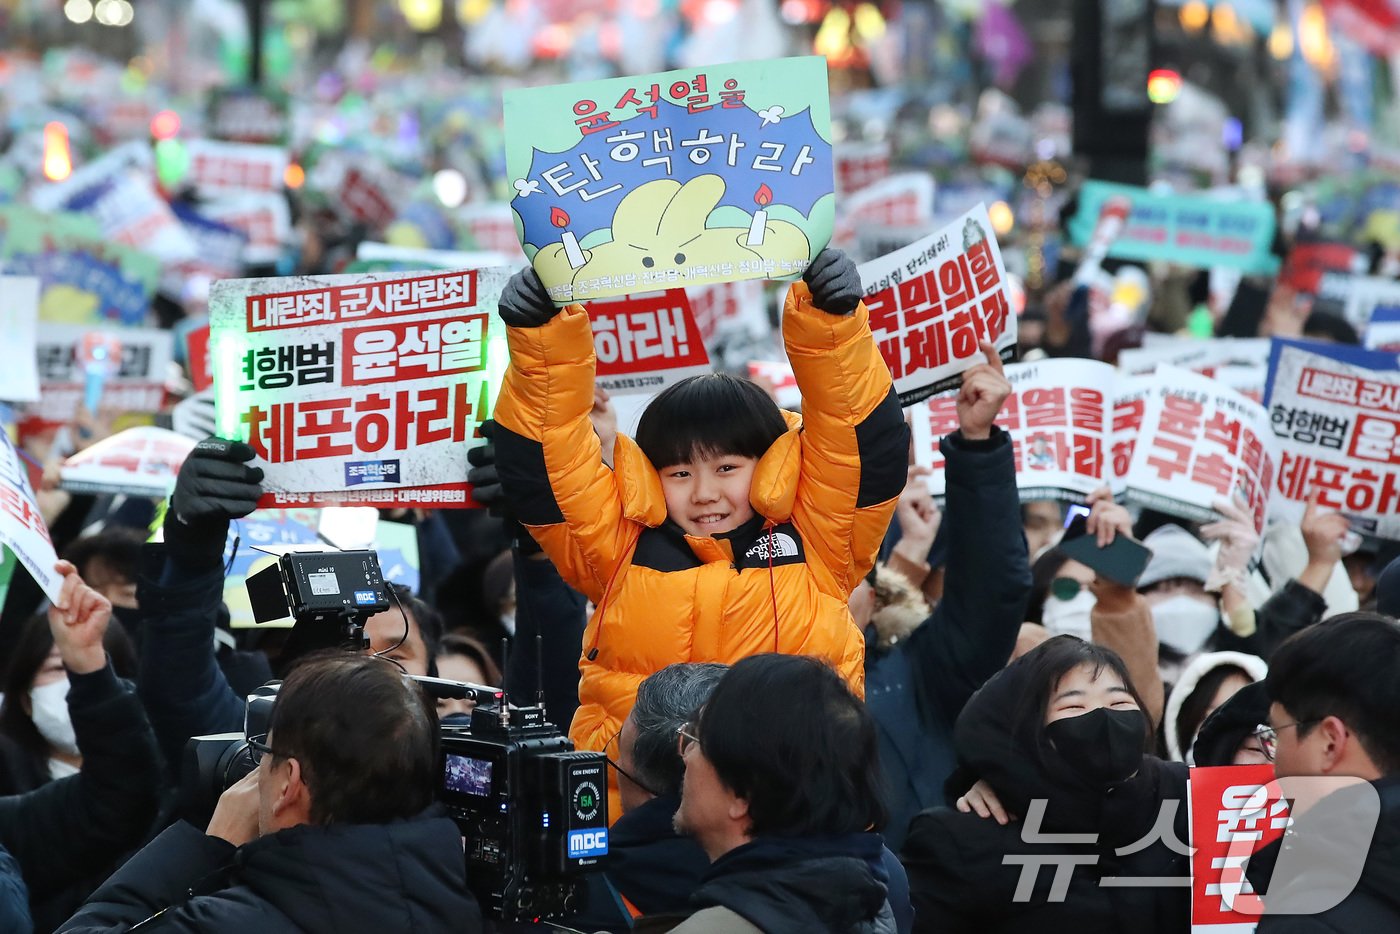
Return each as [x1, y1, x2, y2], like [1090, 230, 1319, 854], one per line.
[494, 282, 908, 754]
[58, 807, 482, 934]
[901, 648, 1191, 934]
[634, 834, 896, 934]
[1253, 776, 1400, 932]
[1163, 650, 1269, 762]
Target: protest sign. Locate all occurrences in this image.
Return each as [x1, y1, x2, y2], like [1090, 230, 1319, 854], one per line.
[0, 429, 61, 603]
[306, 150, 409, 230]
[59, 426, 194, 498]
[199, 194, 292, 266]
[586, 290, 711, 395]
[505, 56, 835, 303]
[857, 204, 1016, 406]
[208, 87, 291, 145]
[1316, 271, 1400, 334]
[0, 276, 41, 403]
[210, 268, 510, 509]
[1067, 181, 1279, 274]
[185, 322, 213, 392]
[1365, 306, 1400, 351]
[161, 204, 249, 300]
[686, 279, 768, 345]
[1264, 338, 1400, 540]
[30, 143, 196, 265]
[0, 206, 159, 326]
[1122, 366, 1277, 534]
[26, 323, 173, 429]
[834, 140, 890, 194]
[0, 550, 14, 610]
[833, 173, 937, 257]
[353, 242, 512, 272]
[185, 140, 289, 198]
[459, 203, 529, 262]
[1118, 337, 1270, 402]
[1279, 241, 1355, 295]
[910, 359, 1115, 501]
[1188, 765, 1290, 932]
[747, 360, 801, 409]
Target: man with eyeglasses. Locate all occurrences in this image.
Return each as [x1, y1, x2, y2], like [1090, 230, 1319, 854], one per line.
[61, 654, 483, 934]
[1249, 612, 1400, 932]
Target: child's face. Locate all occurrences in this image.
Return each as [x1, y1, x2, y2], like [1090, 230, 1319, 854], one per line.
[659, 453, 759, 538]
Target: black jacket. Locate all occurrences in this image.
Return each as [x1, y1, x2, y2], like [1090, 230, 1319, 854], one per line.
[1254, 776, 1400, 932]
[59, 807, 482, 933]
[901, 648, 1191, 934]
[0, 664, 162, 931]
[571, 793, 712, 931]
[645, 834, 895, 934]
[865, 427, 1031, 850]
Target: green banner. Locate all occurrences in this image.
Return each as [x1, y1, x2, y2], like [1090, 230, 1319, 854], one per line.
[1068, 180, 1279, 274]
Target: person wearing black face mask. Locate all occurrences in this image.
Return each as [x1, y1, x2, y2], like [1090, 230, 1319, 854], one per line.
[900, 636, 1190, 934]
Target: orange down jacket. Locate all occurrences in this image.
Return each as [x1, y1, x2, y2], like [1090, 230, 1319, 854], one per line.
[493, 280, 910, 755]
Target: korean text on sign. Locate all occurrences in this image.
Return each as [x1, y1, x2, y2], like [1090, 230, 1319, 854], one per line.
[857, 204, 1017, 407]
[210, 268, 511, 509]
[0, 431, 62, 603]
[586, 290, 712, 395]
[1122, 366, 1277, 535]
[1264, 338, 1400, 541]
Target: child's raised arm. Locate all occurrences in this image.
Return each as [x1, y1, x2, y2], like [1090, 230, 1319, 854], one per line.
[783, 249, 910, 596]
[491, 269, 630, 605]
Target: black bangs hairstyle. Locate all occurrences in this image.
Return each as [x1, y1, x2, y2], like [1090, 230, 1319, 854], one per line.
[1014, 635, 1153, 754]
[635, 373, 787, 470]
[696, 653, 887, 837]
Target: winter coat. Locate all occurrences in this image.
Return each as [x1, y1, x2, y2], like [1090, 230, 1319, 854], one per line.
[1163, 650, 1268, 762]
[493, 282, 909, 754]
[901, 648, 1191, 934]
[0, 663, 163, 933]
[864, 426, 1031, 851]
[569, 794, 912, 934]
[634, 834, 897, 934]
[1254, 775, 1400, 932]
[59, 807, 482, 933]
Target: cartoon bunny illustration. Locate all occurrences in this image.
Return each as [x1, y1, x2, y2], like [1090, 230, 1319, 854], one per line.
[532, 174, 809, 299]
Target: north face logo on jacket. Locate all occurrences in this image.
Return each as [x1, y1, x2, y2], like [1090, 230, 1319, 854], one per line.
[743, 531, 802, 564]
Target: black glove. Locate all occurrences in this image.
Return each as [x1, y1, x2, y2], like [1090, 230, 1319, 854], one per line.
[498, 268, 561, 328]
[466, 420, 506, 514]
[802, 248, 863, 316]
[165, 437, 264, 569]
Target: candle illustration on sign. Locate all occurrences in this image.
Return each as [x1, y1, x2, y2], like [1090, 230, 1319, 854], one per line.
[747, 184, 774, 247]
[551, 206, 587, 269]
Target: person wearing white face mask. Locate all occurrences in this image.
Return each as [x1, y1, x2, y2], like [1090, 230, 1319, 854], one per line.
[1137, 524, 1224, 682]
[0, 561, 161, 933]
[0, 611, 139, 794]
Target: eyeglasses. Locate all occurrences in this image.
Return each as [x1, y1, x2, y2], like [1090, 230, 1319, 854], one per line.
[1250, 720, 1318, 761]
[676, 723, 701, 757]
[1050, 577, 1084, 601]
[604, 728, 661, 798]
[244, 733, 288, 767]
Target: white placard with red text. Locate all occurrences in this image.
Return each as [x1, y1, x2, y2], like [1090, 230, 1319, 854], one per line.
[834, 140, 891, 194]
[686, 279, 768, 345]
[1122, 366, 1278, 535]
[200, 193, 292, 266]
[1119, 337, 1270, 402]
[911, 359, 1115, 501]
[833, 172, 937, 256]
[0, 429, 62, 603]
[1188, 765, 1291, 932]
[210, 268, 510, 508]
[857, 204, 1017, 406]
[185, 139, 289, 198]
[59, 426, 195, 498]
[26, 323, 173, 428]
[747, 359, 801, 409]
[586, 290, 711, 395]
[1264, 338, 1400, 540]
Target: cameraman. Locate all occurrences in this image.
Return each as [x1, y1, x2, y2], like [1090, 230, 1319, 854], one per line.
[139, 438, 441, 772]
[61, 653, 482, 933]
[0, 561, 163, 932]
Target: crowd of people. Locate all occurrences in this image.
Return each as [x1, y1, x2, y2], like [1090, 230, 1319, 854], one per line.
[0, 235, 1396, 934]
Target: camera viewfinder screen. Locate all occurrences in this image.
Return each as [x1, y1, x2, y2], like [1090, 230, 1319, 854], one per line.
[445, 754, 493, 797]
